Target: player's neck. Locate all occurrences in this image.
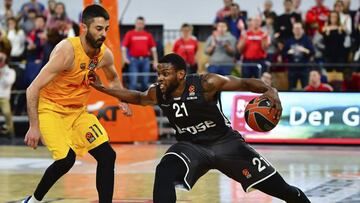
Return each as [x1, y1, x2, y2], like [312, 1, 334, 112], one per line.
[171, 80, 186, 98]
[80, 35, 100, 58]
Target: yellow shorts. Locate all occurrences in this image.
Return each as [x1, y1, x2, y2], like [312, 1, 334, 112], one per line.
[39, 98, 109, 160]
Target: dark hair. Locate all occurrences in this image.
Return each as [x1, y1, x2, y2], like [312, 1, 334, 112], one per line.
[136, 16, 145, 21]
[36, 14, 47, 22]
[181, 23, 193, 30]
[159, 53, 186, 71]
[231, 3, 239, 9]
[328, 11, 341, 26]
[82, 4, 109, 26]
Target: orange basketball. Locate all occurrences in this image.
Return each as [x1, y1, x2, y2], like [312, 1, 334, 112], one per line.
[244, 97, 280, 132]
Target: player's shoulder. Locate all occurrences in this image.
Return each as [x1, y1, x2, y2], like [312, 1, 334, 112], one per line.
[53, 39, 74, 53]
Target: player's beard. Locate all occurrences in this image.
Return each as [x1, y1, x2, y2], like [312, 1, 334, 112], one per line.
[164, 80, 179, 100]
[86, 32, 105, 49]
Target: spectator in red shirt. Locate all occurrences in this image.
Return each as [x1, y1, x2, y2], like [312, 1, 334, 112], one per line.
[215, 0, 233, 21]
[122, 16, 158, 90]
[238, 16, 270, 78]
[173, 23, 198, 74]
[305, 0, 330, 37]
[305, 69, 333, 91]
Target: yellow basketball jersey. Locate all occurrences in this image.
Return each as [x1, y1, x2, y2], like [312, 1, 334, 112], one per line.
[40, 37, 106, 107]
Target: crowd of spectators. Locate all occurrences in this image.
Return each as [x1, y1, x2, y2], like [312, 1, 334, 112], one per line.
[203, 0, 360, 92]
[0, 0, 359, 139]
[0, 0, 360, 124]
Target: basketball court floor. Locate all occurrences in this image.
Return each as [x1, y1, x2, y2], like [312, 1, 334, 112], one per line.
[1, 144, 360, 203]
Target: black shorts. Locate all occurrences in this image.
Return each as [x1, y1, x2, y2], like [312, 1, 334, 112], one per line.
[161, 129, 276, 192]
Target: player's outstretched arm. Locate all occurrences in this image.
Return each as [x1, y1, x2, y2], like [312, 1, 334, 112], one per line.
[89, 71, 157, 106]
[25, 40, 74, 149]
[201, 73, 282, 119]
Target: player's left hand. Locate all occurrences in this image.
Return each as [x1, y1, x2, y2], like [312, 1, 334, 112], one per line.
[119, 102, 132, 117]
[260, 88, 282, 120]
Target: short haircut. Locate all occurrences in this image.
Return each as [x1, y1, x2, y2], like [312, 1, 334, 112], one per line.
[136, 16, 145, 21]
[159, 53, 186, 71]
[82, 4, 109, 26]
[310, 68, 321, 75]
[181, 23, 192, 29]
[36, 14, 46, 22]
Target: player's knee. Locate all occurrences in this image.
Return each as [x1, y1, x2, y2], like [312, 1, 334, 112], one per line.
[156, 159, 170, 174]
[98, 146, 116, 166]
[55, 149, 76, 173]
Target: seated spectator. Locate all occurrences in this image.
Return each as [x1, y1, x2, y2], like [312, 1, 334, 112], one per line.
[283, 22, 315, 90]
[238, 16, 269, 78]
[215, 0, 233, 21]
[24, 15, 46, 87]
[17, 0, 45, 21]
[261, 71, 273, 86]
[220, 3, 246, 39]
[275, 0, 302, 42]
[304, 69, 333, 91]
[205, 20, 236, 75]
[342, 68, 360, 91]
[0, 47, 16, 137]
[323, 11, 346, 71]
[44, 0, 56, 21]
[121, 16, 158, 91]
[305, 0, 330, 37]
[47, 2, 75, 37]
[20, 8, 37, 34]
[6, 17, 26, 62]
[173, 23, 198, 74]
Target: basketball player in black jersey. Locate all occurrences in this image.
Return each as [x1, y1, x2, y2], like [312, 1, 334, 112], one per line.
[90, 53, 310, 203]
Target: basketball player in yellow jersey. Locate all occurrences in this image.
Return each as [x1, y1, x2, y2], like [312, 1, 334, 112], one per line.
[22, 5, 131, 203]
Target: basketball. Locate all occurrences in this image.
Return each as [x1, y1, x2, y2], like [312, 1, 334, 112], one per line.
[244, 97, 280, 132]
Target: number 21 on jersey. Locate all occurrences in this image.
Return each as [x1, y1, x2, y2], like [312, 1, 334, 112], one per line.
[173, 102, 188, 117]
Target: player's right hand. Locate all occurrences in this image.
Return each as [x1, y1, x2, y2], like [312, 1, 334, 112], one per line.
[89, 71, 104, 91]
[24, 126, 43, 149]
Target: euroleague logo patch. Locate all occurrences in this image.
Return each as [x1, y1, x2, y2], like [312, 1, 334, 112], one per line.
[242, 168, 252, 179]
[86, 132, 96, 143]
[188, 85, 195, 96]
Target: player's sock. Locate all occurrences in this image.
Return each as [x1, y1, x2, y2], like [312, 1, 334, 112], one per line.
[24, 195, 41, 203]
[33, 149, 76, 200]
[254, 172, 311, 203]
[89, 142, 116, 203]
[153, 155, 187, 203]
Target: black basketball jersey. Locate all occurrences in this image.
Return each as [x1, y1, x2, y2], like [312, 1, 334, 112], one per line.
[156, 74, 232, 143]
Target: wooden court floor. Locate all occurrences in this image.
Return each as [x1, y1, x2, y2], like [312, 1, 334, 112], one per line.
[1, 144, 360, 203]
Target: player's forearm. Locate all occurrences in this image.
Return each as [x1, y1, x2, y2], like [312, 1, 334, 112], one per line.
[26, 86, 40, 128]
[241, 78, 273, 93]
[97, 86, 144, 105]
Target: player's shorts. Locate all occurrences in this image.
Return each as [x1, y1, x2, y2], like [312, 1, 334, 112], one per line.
[38, 98, 109, 160]
[161, 129, 276, 192]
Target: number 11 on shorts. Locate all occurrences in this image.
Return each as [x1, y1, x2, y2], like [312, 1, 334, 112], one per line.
[89, 124, 103, 138]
